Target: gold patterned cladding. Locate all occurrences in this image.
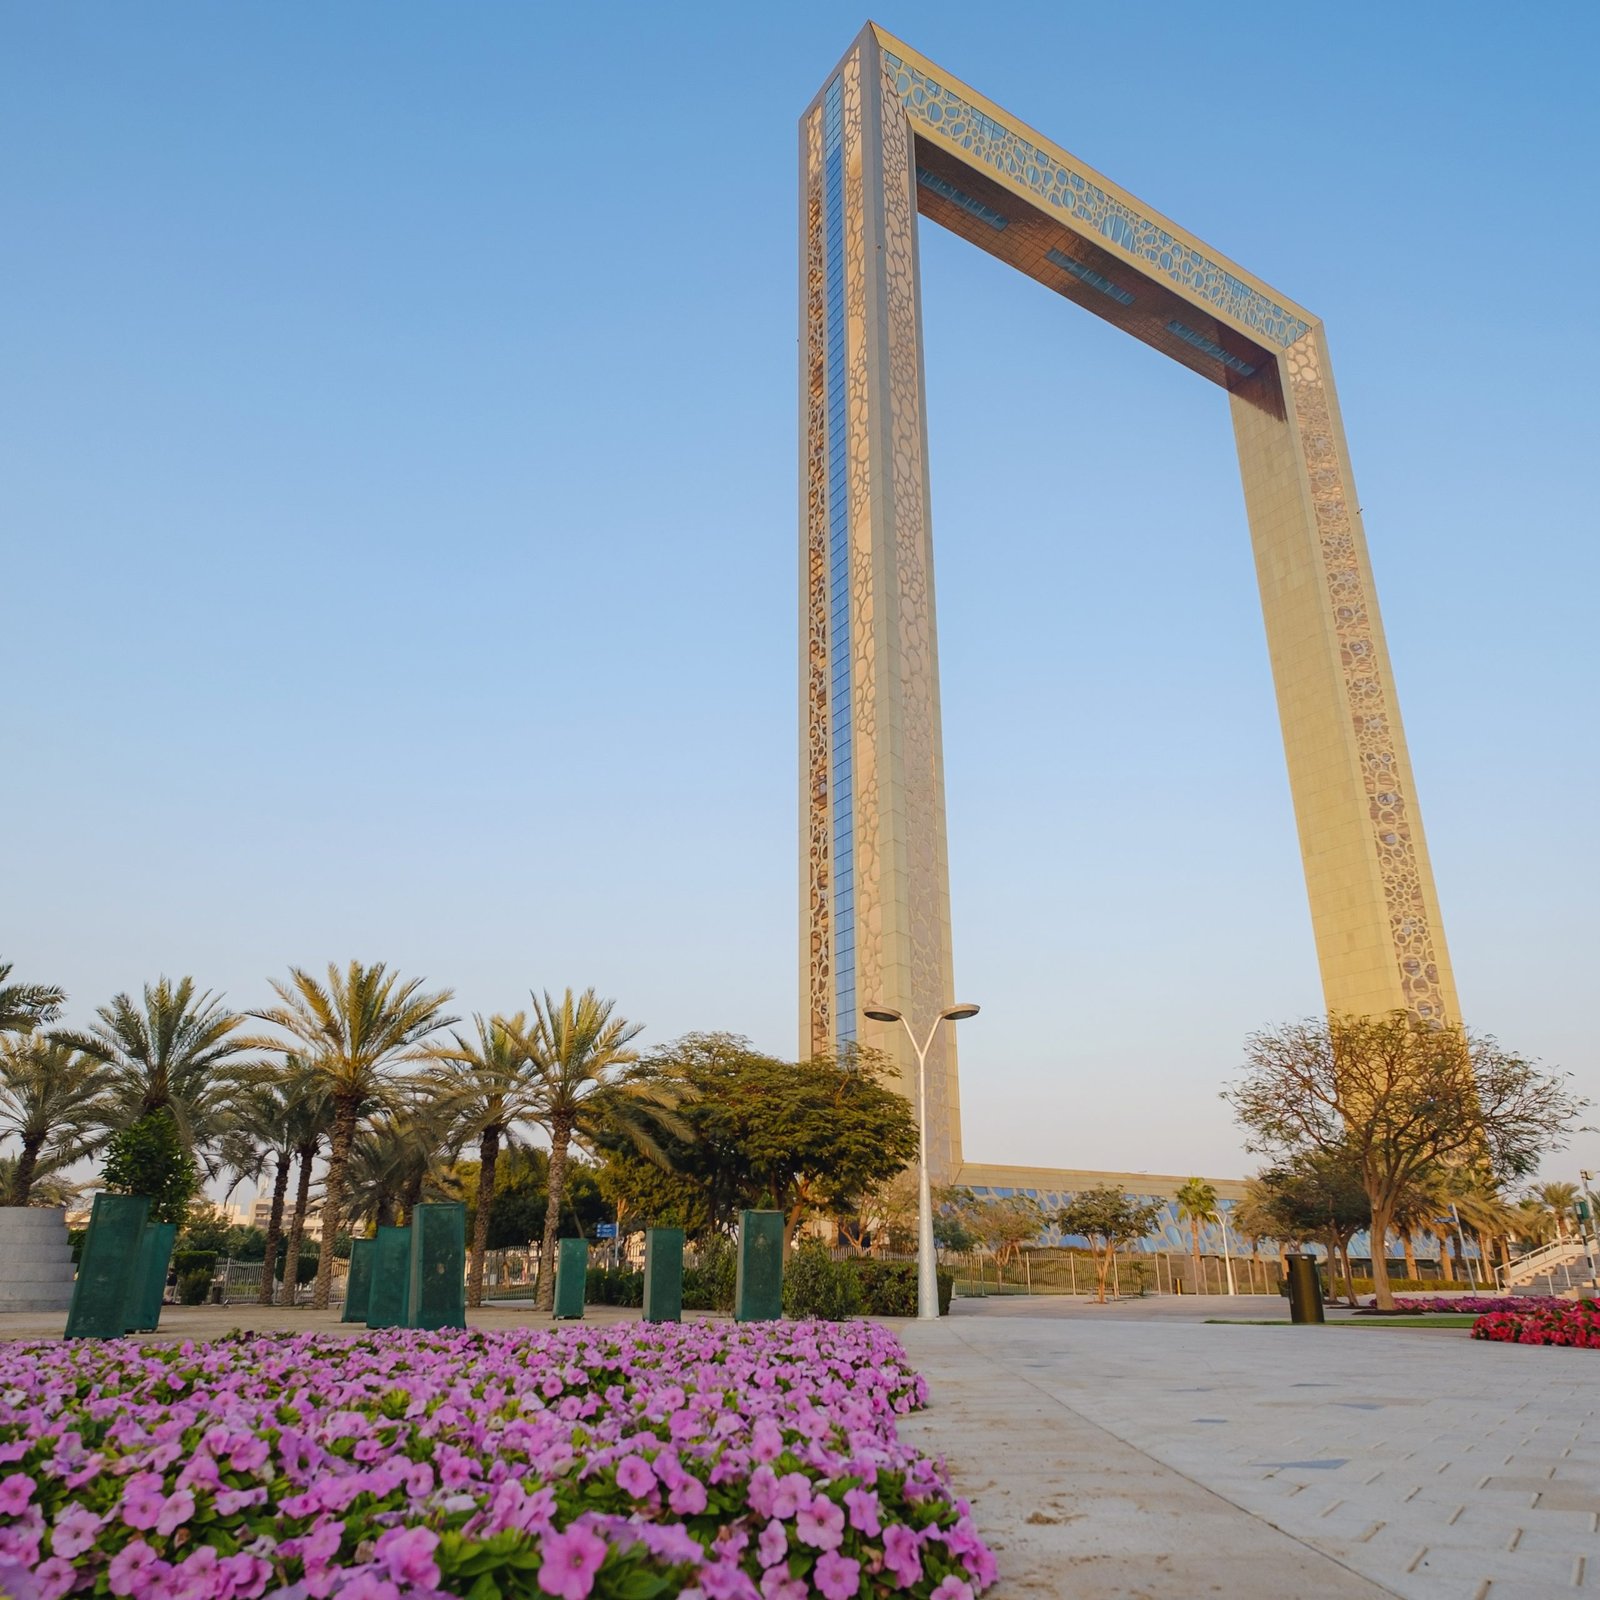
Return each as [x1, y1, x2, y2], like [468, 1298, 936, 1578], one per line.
[803, 102, 831, 1056]
[800, 26, 1460, 1183]
[876, 52, 959, 1175]
[1283, 332, 1453, 1021]
[840, 52, 880, 1061]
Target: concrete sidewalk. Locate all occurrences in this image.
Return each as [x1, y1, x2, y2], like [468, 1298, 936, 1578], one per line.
[901, 1301, 1599, 1599]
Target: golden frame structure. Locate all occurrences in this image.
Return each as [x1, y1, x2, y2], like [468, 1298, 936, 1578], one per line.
[799, 25, 1458, 1189]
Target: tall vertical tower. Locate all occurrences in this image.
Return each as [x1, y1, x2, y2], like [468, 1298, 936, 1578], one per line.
[799, 26, 1459, 1183]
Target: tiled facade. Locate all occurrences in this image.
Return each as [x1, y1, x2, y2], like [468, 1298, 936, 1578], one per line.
[800, 26, 1458, 1184]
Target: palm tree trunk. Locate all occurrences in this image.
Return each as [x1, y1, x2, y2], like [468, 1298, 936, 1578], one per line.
[1475, 1229, 1495, 1282]
[375, 1192, 397, 1229]
[1402, 1232, 1418, 1281]
[313, 1099, 357, 1311]
[279, 1142, 315, 1307]
[1434, 1226, 1455, 1283]
[468, 1125, 501, 1310]
[1189, 1220, 1201, 1295]
[9, 1136, 42, 1206]
[400, 1168, 425, 1225]
[257, 1152, 291, 1307]
[537, 1117, 572, 1313]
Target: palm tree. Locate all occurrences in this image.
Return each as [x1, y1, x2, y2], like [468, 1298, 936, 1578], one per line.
[1175, 1177, 1217, 1295]
[57, 977, 253, 1162]
[0, 962, 66, 1038]
[501, 989, 641, 1312]
[1532, 1181, 1580, 1241]
[216, 1075, 296, 1306]
[249, 962, 455, 1309]
[0, 1156, 84, 1210]
[1448, 1172, 1520, 1283]
[277, 1099, 329, 1308]
[426, 1013, 546, 1307]
[338, 1101, 460, 1231]
[0, 1037, 107, 1204]
[1514, 1195, 1556, 1250]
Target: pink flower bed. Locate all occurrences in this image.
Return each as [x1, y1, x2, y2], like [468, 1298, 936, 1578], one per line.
[0, 1320, 997, 1600]
[1472, 1298, 1600, 1348]
[1372, 1295, 1565, 1315]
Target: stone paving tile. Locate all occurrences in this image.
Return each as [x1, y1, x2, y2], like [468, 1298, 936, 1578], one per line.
[908, 1305, 1600, 1598]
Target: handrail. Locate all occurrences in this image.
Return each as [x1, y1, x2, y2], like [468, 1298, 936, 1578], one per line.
[1495, 1235, 1587, 1288]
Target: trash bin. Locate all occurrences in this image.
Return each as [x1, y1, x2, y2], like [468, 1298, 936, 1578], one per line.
[1285, 1253, 1325, 1324]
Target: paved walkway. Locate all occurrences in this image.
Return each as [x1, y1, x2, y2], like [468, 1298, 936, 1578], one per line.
[901, 1298, 1600, 1600]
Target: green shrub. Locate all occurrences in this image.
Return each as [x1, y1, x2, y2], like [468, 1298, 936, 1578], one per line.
[842, 1259, 954, 1317]
[172, 1250, 218, 1282]
[683, 1236, 737, 1313]
[177, 1270, 212, 1306]
[585, 1267, 644, 1306]
[67, 1228, 86, 1265]
[101, 1109, 198, 1224]
[783, 1242, 863, 1321]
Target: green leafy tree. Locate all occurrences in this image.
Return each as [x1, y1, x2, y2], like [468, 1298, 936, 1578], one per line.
[965, 1193, 1044, 1274]
[1225, 1012, 1585, 1308]
[1247, 1152, 1370, 1304]
[250, 961, 456, 1309]
[1174, 1177, 1218, 1293]
[426, 1013, 547, 1307]
[611, 1033, 919, 1251]
[1056, 1185, 1166, 1303]
[497, 989, 641, 1312]
[102, 1107, 198, 1223]
[0, 1037, 107, 1205]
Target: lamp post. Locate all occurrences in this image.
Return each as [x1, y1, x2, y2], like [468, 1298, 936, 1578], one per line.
[862, 1002, 980, 1321]
[1213, 1207, 1237, 1295]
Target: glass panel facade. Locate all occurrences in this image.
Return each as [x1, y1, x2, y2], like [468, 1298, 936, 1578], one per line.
[823, 76, 855, 1044]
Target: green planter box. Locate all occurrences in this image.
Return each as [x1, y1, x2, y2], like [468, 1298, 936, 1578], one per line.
[643, 1227, 684, 1323]
[124, 1221, 177, 1333]
[366, 1225, 412, 1329]
[735, 1210, 784, 1322]
[65, 1194, 148, 1340]
[553, 1238, 588, 1320]
[341, 1237, 376, 1324]
[407, 1203, 466, 1330]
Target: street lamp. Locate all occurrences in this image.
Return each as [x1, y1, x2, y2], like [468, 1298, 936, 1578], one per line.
[862, 1001, 980, 1321]
[1212, 1208, 1237, 1295]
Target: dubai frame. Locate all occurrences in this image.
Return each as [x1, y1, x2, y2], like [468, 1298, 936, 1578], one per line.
[798, 25, 1459, 1194]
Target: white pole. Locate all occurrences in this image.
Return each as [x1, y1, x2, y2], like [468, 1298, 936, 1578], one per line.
[898, 1016, 943, 1323]
[1217, 1211, 1237, 1295]
[1451, 1202, 1478, 1288]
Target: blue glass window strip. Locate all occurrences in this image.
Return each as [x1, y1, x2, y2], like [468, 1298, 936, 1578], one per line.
[915, 165, 1007, 230]
[1044, 247, 1135, 306]
[824, 77, 856, 1044]
[1166, 320, 1257, 376]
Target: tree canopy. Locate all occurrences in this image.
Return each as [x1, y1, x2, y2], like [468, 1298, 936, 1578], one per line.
[1224, 1010, 1584, 1307]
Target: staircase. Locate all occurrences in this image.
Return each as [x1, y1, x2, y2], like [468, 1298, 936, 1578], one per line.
[1497, 1236, 1594, 1294]
[0, 1206, 76, 1312]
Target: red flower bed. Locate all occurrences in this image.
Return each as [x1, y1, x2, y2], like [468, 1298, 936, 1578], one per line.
[1471, 1298, 1600, 1347]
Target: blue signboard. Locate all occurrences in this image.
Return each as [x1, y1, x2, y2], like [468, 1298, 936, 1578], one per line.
[594, 1223, 617, 1239]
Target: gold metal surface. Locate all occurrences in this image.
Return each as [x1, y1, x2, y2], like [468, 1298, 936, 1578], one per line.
[800, 26, 1457, 1183]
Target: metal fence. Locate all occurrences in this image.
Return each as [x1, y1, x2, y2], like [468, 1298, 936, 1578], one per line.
[961, 1249, 1285, 1297]
[219, 1258, 348, 1306]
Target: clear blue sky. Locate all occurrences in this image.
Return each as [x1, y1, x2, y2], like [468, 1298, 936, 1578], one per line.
[5, 3, 1596, 1184]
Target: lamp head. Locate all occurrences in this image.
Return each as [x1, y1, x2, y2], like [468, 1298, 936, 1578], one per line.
[863, 1006, 903, 1024]
[941, 1003, 981, 1021]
